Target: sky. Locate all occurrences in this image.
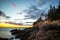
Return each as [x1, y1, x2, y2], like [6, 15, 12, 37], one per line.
[0, 0, 59, 23]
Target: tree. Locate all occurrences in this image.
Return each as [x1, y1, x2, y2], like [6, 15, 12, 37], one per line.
[48, 0, 60, 20]
[57, 0, 60, 19]
[48, 5, 54, 20]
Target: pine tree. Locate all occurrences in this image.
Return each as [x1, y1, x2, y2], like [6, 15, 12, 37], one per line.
[48, 5, 54, 20]
[48, 0, 60, 20]
[57, 0, 60, 19]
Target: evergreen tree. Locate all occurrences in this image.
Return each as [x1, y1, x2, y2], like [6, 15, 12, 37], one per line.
[48, 5, 54, 20]
[57, 0, 60, 19]
[48, 0, 60, 20]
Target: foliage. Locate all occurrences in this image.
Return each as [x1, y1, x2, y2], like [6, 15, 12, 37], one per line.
[48, 1, 60, 20]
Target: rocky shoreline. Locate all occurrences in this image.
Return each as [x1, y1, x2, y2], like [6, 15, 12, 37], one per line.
[10, 20, 60, 40]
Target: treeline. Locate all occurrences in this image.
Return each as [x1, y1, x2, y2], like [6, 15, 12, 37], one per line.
[48, 1, 60, 20]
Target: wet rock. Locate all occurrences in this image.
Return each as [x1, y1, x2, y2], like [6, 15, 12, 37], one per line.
[10, 27, 39, 40]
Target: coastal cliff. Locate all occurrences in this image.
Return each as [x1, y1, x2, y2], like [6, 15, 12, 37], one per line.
[10, 1, 60, 40]
[27, 20, 60, 40]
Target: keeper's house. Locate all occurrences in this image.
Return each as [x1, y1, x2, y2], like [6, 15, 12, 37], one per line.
[40, 14, 48, 20]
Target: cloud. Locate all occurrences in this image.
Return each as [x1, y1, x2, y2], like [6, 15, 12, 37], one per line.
[29, 5, 38, 11]
[21, 5, 46, 19]
[36, 0, 46, 6]
[9, 2, 18, 8]
[0, 5, 46, 24]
